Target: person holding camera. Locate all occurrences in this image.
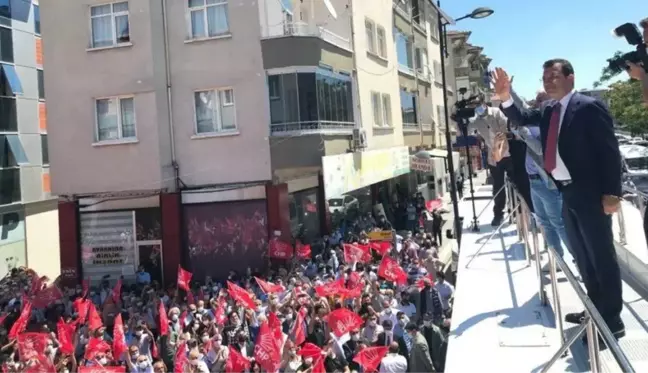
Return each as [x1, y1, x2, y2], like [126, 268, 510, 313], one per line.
[626, 18, 648, 105]
[494, 59, 625, 346]
[465, 95, 533, 227]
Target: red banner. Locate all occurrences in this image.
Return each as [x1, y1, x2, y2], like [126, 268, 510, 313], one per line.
[255, 277, 285, 294]
[268, 238, 293, 259]
[226, 346, 251, 373]
[353, 346, 389, 372]
[57, 318, 75, 355]
[158, 302, 169, 336]
[369, 241, 392, 256]
[295, 242, 312, 260]
[378, 256, 408, 285]
[177, 266, 192, 291]
[9, 300, 32, 339]
[17, 333, 48, 362]
[254, 322, 282, 372]
[79, 366, 126, 373]
[227, 281, 256, 309]
[32, 285, 63, 309]
[112, 314, 128, 361]
[343, 243, 370, 264]
[327, 309, 364, 338]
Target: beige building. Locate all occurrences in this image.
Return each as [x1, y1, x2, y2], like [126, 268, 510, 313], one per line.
[41, 0, 459, 284]
[447, 30, 491, 99]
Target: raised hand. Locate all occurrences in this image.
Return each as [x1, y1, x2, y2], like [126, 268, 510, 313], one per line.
[492, 68, 512, 101]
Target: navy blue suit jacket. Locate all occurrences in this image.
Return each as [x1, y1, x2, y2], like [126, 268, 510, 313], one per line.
[501, 92, 622, 197]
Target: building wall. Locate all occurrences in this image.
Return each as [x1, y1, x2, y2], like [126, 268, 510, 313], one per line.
[24, 199, 60, 280]
[354, 0, 403, 150]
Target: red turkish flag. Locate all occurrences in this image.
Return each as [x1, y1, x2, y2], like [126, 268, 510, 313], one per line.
[369, 241, 392, 256]
[32, 285, 63, 309]
[227, 281, 256, 309]
[87, 302, 103, 331]
[268, 238, 293, 259]
[343, 243, 370, 264]
[57, 318, 75, 355]
[291, 309, 306, 346]
[327, 308, 364, 338]
[254, 277, 285, 294]
[226, 345, 251, 373]
[112, 314, 128, 361]
[254, 321, 282, 372]
[177, 266, 192, 291]
[158, 302, 169, 336]
[9, 300, 32, 339]
[174, 343, 187, 373]
[353, 346, 389, 372]
[17, 333, 48, 362]
[111, 279, 122, 305]
[295, 241, 312, 260]
[378, 256, 408, 285]
[78, 367, 126, 373]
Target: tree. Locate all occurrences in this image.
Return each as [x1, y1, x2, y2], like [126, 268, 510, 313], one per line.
[593, 51, 624, 88]
[605, 79, 648, 135]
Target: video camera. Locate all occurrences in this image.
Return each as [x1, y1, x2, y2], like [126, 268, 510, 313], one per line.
[607, 19, 648, 75]
[451, 88, 482, 122]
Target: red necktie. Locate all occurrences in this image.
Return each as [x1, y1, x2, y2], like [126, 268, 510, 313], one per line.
[544, 103, 562, 173]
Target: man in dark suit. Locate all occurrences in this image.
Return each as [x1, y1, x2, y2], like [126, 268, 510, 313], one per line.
[376, 320, 409, 360]
[494, 59, 625, 345]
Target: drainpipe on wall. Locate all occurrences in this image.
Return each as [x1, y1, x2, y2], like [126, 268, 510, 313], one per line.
[349, 1, 363, 138]
[161, 0, 179, 191]
[409, 5, 423, 147]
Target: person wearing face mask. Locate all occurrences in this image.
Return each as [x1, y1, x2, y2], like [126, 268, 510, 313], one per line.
[361, 316, 383, 345]
[56, 354, 77, 373]
[222, 311, 248, 346]
[231, 332, 253, 358]
[187, 349, 210, 373]
[126, 352, 153, 373]
[206, 335, 228, 373]
[379, 301, 398, 331]
[133, 323, 154, 359]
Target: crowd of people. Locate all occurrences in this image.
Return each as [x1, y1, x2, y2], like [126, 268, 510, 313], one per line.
[0, 191, 455, 373]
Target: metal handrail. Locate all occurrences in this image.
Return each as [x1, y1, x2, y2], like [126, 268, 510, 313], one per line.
[507, 180, 636, 373]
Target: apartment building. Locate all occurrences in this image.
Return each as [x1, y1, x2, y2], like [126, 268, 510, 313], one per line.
[42, 0, 457, 285]
[447, 30, 491, 98]
[0, 0, 59, 280]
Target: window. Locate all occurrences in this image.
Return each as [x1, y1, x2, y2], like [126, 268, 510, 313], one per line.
[0, 168, 19, 204]
[0, 27, 13, 63]
[371, 91, 382, 126]
[436, 105, 444, 126]
[411, 0, 422, 24]
[188, 0, 230, 39]
[95, 97, 136, 142]
[33, 4, 40, 34]
[37, 69, 44, 100]
[0, 64, 22, 96]
[381, 94, 392, 127]
[0, 135, 28, 167]
[433, 61, 442, 81]
[41, 135, 48, 165]
[0, 97, 16, 131]
[0, 0, 9, 20]
[376, 26, 386, 58]
[268, 75, 280, 100]
[194, 88, 236, 134]
[90, 2, 130, 48]
[429, 13, 440, 40]
[365, 19, 375, 54]
[395, 28, 412, 69]
[400, 90, 417, 125]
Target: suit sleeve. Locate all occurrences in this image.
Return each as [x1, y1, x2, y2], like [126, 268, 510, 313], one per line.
[500, 100, 542, 127]
[584, 101, 623, 197]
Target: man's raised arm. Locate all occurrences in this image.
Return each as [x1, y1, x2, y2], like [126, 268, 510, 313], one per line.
[492, 68, 542, 126]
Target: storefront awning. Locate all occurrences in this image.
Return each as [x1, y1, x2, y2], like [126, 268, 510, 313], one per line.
[419, 149, 448, 158]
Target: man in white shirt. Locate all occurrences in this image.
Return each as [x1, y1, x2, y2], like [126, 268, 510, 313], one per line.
[494, 60, 625, 347]
[434, 272, 454, 313]
[379, 342, 408, 373]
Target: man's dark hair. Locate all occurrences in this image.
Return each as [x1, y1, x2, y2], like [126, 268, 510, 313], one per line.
[543, 58, 575, 77]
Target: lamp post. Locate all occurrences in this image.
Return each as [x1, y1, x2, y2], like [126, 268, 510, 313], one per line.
[436, 1, 493, 243]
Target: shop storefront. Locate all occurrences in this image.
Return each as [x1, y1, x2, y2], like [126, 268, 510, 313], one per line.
[322, 146, 410, 228]
[182, 200, 268, 280]
[80, 208, 162, 283]
[0, 210, 26, 278]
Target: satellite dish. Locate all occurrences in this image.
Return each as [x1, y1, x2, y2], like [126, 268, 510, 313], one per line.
[322, 0, 337, 19]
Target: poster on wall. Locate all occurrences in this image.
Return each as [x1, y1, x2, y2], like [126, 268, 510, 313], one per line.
[80, 211, 137, 281]
[0, 211, 26, 279]
[184, 200, 268, 280]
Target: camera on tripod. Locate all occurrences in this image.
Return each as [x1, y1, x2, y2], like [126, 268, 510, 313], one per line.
[451, 89, 483, 133]
[607, 19, 648, 75]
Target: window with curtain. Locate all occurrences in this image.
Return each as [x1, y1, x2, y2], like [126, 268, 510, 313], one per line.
[188, 0, 230, 39]
[376, 26, 386, 58]
[371, 91, 382, 126]
[394, 29, 412, 69]
[194, 88, 236, 134]
[381, 94, 392, 127]
[95, 96, 136, 142]
[365, 19, 375, 54]
[90, 2, 130, 48]
[400, 90, 417, 125]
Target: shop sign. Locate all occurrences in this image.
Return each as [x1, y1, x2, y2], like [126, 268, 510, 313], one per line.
[410, 156, 433, 172]
[80, 211, 136, 278]
[368, 230, 393, 241]
[322, 146, 411, 198]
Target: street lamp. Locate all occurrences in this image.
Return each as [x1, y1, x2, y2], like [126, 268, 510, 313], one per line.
[436, 1, 493, 244]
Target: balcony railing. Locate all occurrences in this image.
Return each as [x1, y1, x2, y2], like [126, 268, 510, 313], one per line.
[270, 121, 355, 136]
[398, 64, 415, 77]
[403, 123, 419, 132]
[262, 21, 352, 52]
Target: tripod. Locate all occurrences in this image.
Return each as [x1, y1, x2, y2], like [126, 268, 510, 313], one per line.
[459, 118, 480, 232]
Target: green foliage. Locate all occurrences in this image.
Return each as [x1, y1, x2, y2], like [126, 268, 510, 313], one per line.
[604, 79, 648, 135]
[593, 51, 625, 88]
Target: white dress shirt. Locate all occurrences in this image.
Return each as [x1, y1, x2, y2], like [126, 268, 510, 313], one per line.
[502, 90, 574, 181]
[379, 353, 408, 373]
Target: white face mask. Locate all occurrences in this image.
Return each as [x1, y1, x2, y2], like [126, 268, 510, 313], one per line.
[138, 361, 149, 369]
[398, 319, 406, 326]
[135, 331, 143, 337]
[202, 336, 209, 343]
[475, 105, 487, 116]
[384, 308, 392, 314]
[197, 307, 204, 312]
[171, 314, 179, 322]
[368, 321, 376, 327]
[351, 334, 359, 341]
[189, 359, 199, 366]
[285, 313, 293, 321]
[99, 357, 108, 365]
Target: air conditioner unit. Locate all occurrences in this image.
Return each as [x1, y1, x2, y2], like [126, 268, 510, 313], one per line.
[352, 128, 367, 150]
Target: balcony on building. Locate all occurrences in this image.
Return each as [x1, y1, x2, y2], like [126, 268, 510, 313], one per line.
[268, 67, 354, 136]
[392, 0, 426, 36]
[259, 0, 353, 71]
